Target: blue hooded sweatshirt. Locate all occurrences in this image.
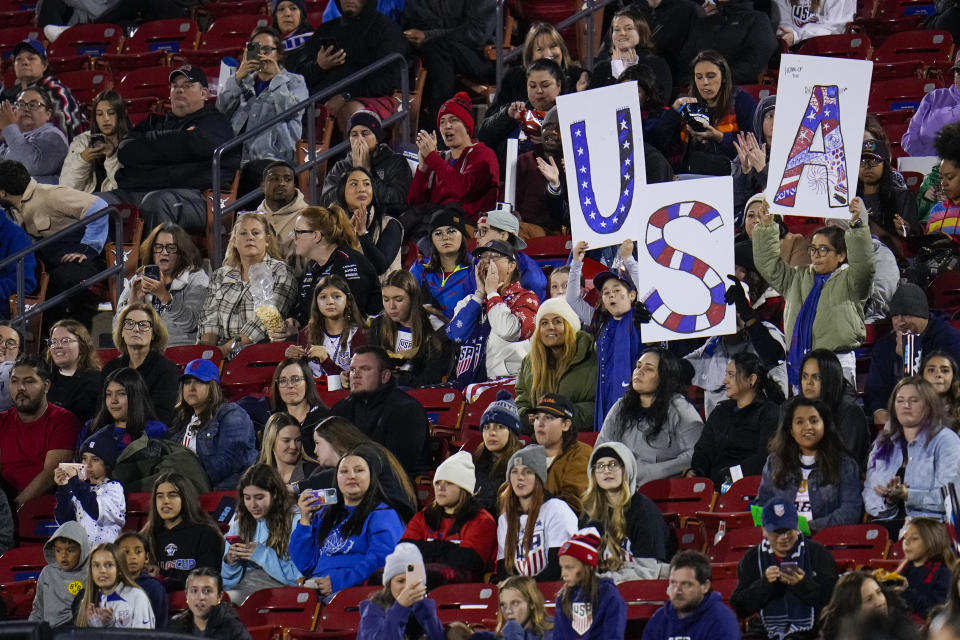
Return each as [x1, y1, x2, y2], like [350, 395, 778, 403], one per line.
[641, 591, 741, 640]
[553, 577, 626, 640]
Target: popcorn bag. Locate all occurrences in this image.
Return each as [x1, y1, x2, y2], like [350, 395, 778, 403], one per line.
[250, 263, 284, 333]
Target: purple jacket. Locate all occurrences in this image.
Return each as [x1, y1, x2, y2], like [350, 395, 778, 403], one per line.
[902, 85, 960, 157]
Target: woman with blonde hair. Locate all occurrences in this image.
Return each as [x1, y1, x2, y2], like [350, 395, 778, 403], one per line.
[103, 303, 179, 425]
[46, 318, 101, 424]
[581, 441, 669, 581]
[198, 211, 297, 357]
[452, 574, 553, 638]
[515, 298, 596, 434]
[368, 269, 453, 387]
[256, 412, 317, 490]
[280, 205, 380, 335]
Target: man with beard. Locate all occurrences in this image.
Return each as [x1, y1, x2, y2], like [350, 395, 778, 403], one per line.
[0, 355, 78, 508]
[329, 346, 429, 477]
[256, 160, 308, 258]
[642, 550, 741, 640]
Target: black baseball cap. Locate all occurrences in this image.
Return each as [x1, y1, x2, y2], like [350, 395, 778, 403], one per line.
[169, 64, 208, 88]
[532, 393, 575, 420]
[474, 239, 518, 262]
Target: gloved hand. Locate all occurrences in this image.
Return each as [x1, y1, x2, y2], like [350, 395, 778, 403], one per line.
[634, 301, 652, 326]
[724, 274, 755, 321]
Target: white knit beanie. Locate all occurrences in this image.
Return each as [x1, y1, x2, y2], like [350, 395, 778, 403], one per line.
[535, 297, 581, 333]
[434, 450, 476, 494]
[382, 542, 423, 586]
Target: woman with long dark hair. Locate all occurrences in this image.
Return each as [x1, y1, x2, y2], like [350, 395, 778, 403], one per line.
[688, 352, 784, 486]
[269, 357, 330, 442]
[590, 8, 672, 100]
[140, 472, 223, 591]
[596, 347, 703, 485]
[819, 570, 909, 640]
[222, 463, 301, 602]
[473, 393, 525, 516]
[401, 451, 497, 586]
[922, 350, 960, 430]
[799, 349, 871, 469]
[167, 359, 257, 491]
[79, 367, 167, 449]
[328, 166, 404, 276]
[410, 206, 475, 320]
[756, 396, 862, 533]
[856, 138, 921, 252]
[369, 270, 453, 386]
[60, 89, 131, 193]
[864, 377, 960, 530]
[272, 0, 314, 73]
[291, 443, 405, 597]
[672, 50, 756, 174]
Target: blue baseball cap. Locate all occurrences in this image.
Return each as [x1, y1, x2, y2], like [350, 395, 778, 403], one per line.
[12, 39, 46, 59]
[180, 358, 220, 383]
[761, 499, 799, 531]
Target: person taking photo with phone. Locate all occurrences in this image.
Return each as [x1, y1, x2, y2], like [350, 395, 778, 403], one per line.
[731, 499, 838, 640]
[54, 432, 125, 547]
[60, 90, 131, 193]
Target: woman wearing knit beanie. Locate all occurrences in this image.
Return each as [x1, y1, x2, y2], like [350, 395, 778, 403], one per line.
[473, 390, 525, 515]
[408, 92, 500, 223]
[400, 451, 497, 586]
[515, 298, 598, 433]
[496, 444, 578, 582]
[356, 542, 445, 640]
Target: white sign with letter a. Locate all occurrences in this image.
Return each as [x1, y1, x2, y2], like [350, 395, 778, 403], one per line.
[557, 82, 647, 249]
[765, 54, 872, 219]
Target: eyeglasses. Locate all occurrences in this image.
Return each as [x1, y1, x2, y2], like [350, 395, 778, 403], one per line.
[122, 320, 153, 332]
[153, 243, 178, 254]
[293, 229, 315, 236]
[808, 245, 836, 257]
[474, 226, 491, 237]
[593, 461, 621, 472]
[46, 337, 78, 347]
[0, 339, 18, 350]
[254, 45, 278, 54]
[277, 375, 305, 386]
[432, 227, 460, 239]
[13, 100, 48, 111]
[860, 157, 882, 168]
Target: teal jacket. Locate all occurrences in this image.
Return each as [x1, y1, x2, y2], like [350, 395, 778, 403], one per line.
[752, 219, 874, 352]
[221, 518, 302, 589]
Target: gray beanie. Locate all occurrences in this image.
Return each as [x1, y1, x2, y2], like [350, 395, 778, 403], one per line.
[752, 94, 776, 144]
[589, 442, 637, 493]
[481, 390, 522, 435]
[506, 444, 548, 486]
[382, 542, 423, 586]
[542, 106, 558, 127]
[889, 282, 929, 318]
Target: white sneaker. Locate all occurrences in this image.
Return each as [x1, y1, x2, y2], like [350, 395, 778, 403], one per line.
[43, 24, 69, 42]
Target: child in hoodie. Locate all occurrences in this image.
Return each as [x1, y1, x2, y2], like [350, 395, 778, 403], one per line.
[54, 432, 126, 546]
[553, 529, 626, 640]
[29, 520, 91, 627]
[641, 550, 741, 640]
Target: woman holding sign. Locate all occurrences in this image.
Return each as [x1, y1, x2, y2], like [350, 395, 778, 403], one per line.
[752, 197, 874, 388]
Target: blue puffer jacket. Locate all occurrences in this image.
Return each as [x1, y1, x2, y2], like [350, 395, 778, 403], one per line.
[755, 453, 863, 533]
[216, 68, 309, 163]
[167, 402, 258, 491]
[289, 503, 404, 593]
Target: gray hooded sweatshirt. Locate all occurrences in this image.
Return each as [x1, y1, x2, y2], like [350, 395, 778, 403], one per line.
[29, 520, 91, 626]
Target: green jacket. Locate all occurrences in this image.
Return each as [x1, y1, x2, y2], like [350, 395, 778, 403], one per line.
[515, 330, 598, 433]
[753, 219, 875, 353]
[113, 433, 212, 495]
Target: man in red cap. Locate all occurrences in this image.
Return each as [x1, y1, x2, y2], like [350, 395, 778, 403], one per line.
[408, 92, 499, 223]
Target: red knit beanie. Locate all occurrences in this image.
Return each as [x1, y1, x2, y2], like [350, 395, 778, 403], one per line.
[559, 528, 602, 568]
[437, 91, 475, 136]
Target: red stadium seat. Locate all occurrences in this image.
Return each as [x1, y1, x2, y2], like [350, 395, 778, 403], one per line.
[676, 524, 706, 552]
[119, 66, 176, 101]
[16, 496, 58, 543]
[408, 387, 465, 434]
[619, 579, 669, 635]
[124, 491, 152, 531]
[929, 271, 960, 312]
[235, 586, 320, 629]
[0, 26, 41, 55]
[459, 382, 516, 435]
[522, 234, 573, 268]
[0, 547, 46, 583]
[56, 69, 113, 104]
[201, 0, 270, 19]
[313, 585, 380, 635]
[872, 29, 953, 79]
[220, 342, 293, 400]
[712, 578, 738, 603]
[813, 523, 889, 569]
[431, 583, 499, 626]
[191, 14, 271, 65]
[102, 18, 201, 71]
[739, 84, 777, 101]
[695, 475, 762, 539]
[0, 579, 37, 619]
[868, 77, 942, 112]
[707, 527, 764, 565]
[797, 33, 872, 58]
[165, 345, 223, 373]
[639, 477, 715, 522]
[199, 491, 237, 531]
[901, 171, 925, 194]
[0, 9, 33, 27]
[47, 23, 123, 59]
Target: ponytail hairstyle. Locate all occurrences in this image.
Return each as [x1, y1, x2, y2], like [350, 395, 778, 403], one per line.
[721, 352, 785, 404]
[498, 472, 546, 574]
[74, 542, 141, 627]
[236, 463, 293, 559]
[496, 575, 553, 634]
[306, 274, 366, 354]
[297, 205, 360, 251]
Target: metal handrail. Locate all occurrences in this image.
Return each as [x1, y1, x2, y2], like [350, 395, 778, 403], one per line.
[0, 206, 125, 328]
[211, 52, 411, 268]
[495, 0, 620, 90]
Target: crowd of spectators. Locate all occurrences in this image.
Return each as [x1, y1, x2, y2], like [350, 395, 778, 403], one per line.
[5, 0, 960, 638]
